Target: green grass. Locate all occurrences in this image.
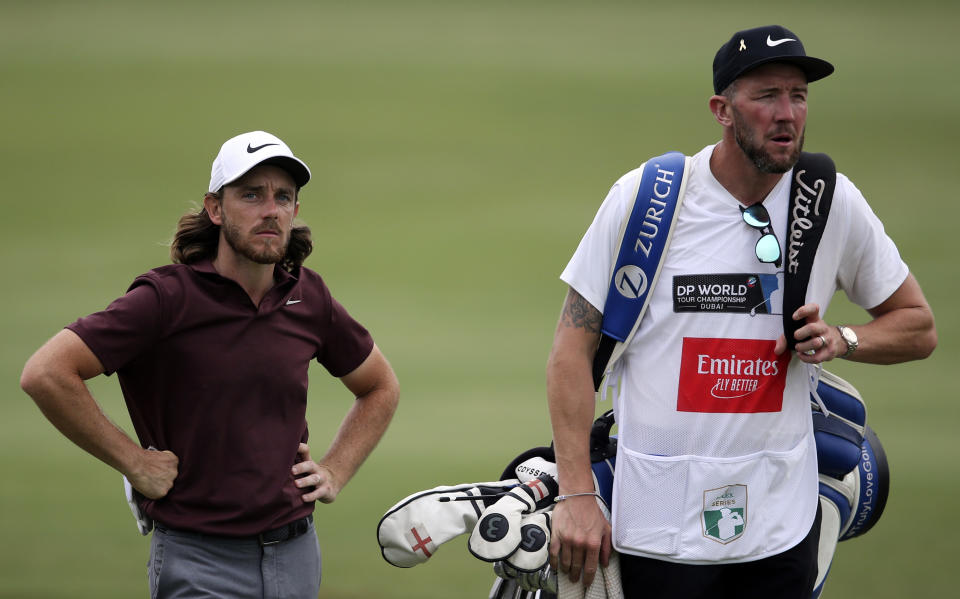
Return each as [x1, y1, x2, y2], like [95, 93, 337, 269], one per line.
[2, 1, 957, 597]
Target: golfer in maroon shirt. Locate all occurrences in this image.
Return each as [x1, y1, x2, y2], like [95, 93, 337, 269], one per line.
[20, 131, 400, 598]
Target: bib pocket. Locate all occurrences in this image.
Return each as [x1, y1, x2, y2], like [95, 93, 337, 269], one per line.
[611, 448, 687, 556]
[612, 440, 813, 562]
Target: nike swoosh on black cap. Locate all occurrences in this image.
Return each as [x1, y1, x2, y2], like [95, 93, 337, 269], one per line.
[712, 25, 834, 94]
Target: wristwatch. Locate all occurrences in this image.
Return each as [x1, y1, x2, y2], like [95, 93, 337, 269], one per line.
[837, 325, 859, 358]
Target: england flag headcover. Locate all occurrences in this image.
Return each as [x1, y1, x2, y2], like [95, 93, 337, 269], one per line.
[377, 480, 518, 567]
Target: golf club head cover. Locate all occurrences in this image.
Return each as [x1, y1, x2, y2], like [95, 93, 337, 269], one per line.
[378, 480, 520, 567]
[513, 455, 559, 484]
[504, 512, 551, 572]
[469, 475, 559, 562]
[501, 446, 614, 508]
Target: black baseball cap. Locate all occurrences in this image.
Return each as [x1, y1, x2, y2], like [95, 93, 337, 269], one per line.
[712, 25, 834, 94]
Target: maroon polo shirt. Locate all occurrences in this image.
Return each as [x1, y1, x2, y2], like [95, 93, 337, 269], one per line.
[67, 260, 374, 536]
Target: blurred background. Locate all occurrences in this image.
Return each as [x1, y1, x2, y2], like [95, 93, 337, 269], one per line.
[2, 1, 956, 597]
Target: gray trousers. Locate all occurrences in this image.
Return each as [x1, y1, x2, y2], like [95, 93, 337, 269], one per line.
[148, 524, 322, 599]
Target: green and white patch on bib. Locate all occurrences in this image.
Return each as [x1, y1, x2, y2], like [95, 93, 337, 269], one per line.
[702, 484, 747, 544]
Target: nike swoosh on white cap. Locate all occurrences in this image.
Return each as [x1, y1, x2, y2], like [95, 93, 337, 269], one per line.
[766, 35, 796, 47]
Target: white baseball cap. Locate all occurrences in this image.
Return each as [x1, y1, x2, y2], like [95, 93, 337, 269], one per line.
[208, 130, 311, 193]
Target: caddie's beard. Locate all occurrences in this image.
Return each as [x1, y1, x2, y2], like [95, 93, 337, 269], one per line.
[732, 107, 805, 174]
[221, 215, 288, 265]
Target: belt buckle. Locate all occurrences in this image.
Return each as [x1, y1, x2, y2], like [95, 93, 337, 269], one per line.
[258, 531, 283, 547]
[258, 516, 309, 547]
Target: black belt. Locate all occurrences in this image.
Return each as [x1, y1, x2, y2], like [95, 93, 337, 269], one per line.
[257, 514, 314, 546]
[155, 514, 313, 546]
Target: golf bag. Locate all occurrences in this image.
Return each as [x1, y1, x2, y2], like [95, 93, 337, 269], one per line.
[376, 370, 889, 598]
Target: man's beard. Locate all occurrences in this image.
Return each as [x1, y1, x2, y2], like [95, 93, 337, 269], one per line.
[221, 215, 288, 265]
[732, 107, 804, 174]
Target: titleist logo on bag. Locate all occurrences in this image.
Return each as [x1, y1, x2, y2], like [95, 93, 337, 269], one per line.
[783, 152, 836, 350]
[677, 338, 790, 413]
[787, 168, 828, 275]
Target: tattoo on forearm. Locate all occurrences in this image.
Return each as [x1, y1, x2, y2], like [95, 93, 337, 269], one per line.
[561, 289, 602, 334]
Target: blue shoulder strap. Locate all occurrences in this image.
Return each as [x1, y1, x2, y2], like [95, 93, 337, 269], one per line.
[592, 152, 689, 389]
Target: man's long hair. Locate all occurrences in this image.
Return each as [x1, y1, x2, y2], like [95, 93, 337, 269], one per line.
[170, 202, 313, 273]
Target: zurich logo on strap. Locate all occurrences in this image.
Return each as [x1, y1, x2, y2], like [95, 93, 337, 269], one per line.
[601, 152, 686, 342]
[614, 265, 648, 299]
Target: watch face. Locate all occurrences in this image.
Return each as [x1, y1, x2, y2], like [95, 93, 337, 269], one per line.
[841, 327, 857, 344]
[839, 326, 858, 354]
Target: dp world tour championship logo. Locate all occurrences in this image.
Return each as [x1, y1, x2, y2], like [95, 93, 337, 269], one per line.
[702, 485, 747, 544]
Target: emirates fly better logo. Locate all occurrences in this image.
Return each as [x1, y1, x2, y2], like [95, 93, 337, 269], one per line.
[677, 338, 790, 413]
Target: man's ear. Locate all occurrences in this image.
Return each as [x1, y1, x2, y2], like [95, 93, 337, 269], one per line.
[203, 193, 223, 225]
[709, 95, 733, 127]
